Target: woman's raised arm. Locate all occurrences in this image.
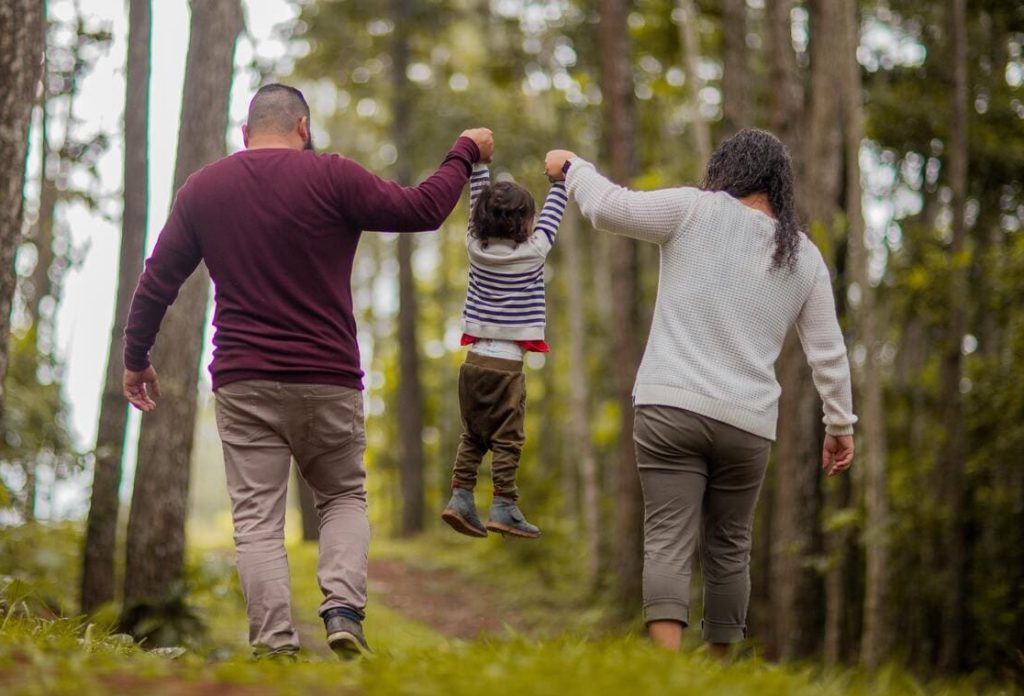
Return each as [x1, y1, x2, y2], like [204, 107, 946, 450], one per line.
[545, 150, 699, 245]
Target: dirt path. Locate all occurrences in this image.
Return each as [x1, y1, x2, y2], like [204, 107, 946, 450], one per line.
[295, 556, 527, 653]
[367, 558, 526, 640]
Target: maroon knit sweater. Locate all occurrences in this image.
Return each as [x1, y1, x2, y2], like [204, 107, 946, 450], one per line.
[124, 136, 480, 390]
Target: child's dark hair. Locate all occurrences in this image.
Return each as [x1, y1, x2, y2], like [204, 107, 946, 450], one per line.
[470, 181, 536, 245]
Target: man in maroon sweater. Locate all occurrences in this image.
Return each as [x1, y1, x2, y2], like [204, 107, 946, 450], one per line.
[122, 84, 493, 659]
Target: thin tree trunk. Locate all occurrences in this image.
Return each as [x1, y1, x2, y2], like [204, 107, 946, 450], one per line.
[756, 0, 801, 650]
[823, 474, 852, 664]
[838, 0, 890, 670]
[803, 0, 844, 225]
[766, 0, 803, 147]
[0, 0, 45, 422]
[28, 93, 57, 327]
[938, 0, 969, 672]
[437, 225, 459, 508]
[599, 0, 643, 617]
[769, 336, 824, 660]
[563, 206, 600, 589]
[81, 0, 151, 615]
[123, 0, 242, 611]
[768, 0, 843, 661]
[391, 0, 425, 537]
[675, 0, 711, 170]
[720, 0, 751, 138]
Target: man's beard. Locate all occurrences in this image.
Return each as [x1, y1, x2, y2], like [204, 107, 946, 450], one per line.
[304, 135, 315, 152]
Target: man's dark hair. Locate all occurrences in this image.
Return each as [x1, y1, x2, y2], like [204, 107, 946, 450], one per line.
[701, 128, 803, 270]
[247, 83, 311, 138]
[470, 181, 536, 246]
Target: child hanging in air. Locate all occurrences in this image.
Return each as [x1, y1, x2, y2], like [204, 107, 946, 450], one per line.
[440, 160, 568, 539]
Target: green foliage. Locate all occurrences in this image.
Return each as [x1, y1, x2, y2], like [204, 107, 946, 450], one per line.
[0, 330, 83, 520]
[0, 523, 81, 614]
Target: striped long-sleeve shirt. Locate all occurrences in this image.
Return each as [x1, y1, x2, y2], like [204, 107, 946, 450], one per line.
[461, 164, 568, 342]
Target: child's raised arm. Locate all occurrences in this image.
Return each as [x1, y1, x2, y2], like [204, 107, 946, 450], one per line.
[530, 180, 568, 255]
[467, 162, 490, 238]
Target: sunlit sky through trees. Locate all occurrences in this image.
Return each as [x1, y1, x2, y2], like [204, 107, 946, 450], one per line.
[30, 0, 296, 516]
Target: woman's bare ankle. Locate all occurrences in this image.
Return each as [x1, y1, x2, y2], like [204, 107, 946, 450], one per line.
[647, 620, 684, 651]
[708, 642, 731, 660]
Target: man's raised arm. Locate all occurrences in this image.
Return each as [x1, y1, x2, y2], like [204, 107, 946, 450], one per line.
[336, 128, 494, 233]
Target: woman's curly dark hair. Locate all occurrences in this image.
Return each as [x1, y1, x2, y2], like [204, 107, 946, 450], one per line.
[470, 181, 536, 246]
[701, 128, 803, 271]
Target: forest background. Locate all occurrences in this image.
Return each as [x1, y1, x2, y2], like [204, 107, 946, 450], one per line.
[0, 0, 1022, 690]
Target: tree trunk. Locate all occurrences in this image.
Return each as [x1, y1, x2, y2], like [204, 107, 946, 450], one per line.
[720, 0, 751, 138]
[756, 0, 801, 650]
[436, 227, 459, 508]
[823, 474, 852, 664]
[938, 0, 968, 672]
[838, 0, 890, 670]
[769, 335, 824, 660]
[123, 0, 242, 611]
[803, 0, 844, 225]
[0, 0, 45, 422]
[563, 206, 600, 589]
[28, 92, 57, 328]
[391, 0, 425, 537]
[81, 0, 151, 615]
[768, 0, 843, 661]
[599, 0, 643, 617]
[766, 0, 803, 147]
[675, 0, 711, 170]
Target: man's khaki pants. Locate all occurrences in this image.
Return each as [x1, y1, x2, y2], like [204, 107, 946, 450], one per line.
[214, 380, 369, 652]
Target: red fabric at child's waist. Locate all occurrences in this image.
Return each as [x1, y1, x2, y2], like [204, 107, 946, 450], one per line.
[460, 333, 549, 353]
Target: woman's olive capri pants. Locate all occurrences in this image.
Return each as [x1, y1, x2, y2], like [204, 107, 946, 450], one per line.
[635, 404, 771, 644]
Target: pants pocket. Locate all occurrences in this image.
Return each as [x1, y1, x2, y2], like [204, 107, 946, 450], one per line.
[304, 388, 360, 449]
[215, 383, 264, 444]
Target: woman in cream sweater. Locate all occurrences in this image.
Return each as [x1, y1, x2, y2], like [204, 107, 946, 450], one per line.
[545, 129, 856, 655]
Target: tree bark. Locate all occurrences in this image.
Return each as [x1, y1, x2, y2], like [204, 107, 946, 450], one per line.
[28, 93, 57, 328]
[838, 0, 890, 670]
[675, 0, 711, 170]
[720, 0, 751, 139]
[123, 0, 243, 609]
[768, 0, 843, 661]
[599, 0, 643, 617]
[0, 0, 45, 423]
[756, 0, 801, 650]
[766, 0, 803, 149]
[563, 206, 600, 589]
[938, 0, 968, 672]
[81, 0, 151, 615]
[769, 335, 824, 660]
[391, 0, 425, 537]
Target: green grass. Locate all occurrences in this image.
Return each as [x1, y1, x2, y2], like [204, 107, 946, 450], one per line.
[0, 614, 1011, 696]
[0, 523, 1017, 695]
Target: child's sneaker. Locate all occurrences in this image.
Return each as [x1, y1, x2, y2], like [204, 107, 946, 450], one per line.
[441, 488, 488, 538]
[485, 496, 541, 538]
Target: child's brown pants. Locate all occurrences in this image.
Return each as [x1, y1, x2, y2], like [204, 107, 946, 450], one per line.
[451, 352, 526, 499]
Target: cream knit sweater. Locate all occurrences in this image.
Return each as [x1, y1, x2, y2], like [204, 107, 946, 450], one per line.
[566, 158, 857, 441]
